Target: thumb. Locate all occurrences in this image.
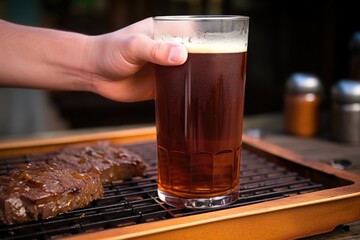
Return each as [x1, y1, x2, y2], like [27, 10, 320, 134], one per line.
[127, 35, 188, 65]
[147, 41, 188, 65]
[164, 44, 188, 65]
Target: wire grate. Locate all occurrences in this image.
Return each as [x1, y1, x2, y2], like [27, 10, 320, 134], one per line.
[0, 141, 324, 239]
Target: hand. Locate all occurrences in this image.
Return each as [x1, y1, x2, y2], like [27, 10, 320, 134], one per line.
[84, 18, 188, 102]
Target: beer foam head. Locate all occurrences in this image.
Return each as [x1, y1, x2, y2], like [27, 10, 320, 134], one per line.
[184, 40, 247, 54]
[157, 34, 247, 54]
[153, 16, 249, 54]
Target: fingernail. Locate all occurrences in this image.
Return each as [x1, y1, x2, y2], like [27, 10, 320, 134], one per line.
[169, 46, 186, 63]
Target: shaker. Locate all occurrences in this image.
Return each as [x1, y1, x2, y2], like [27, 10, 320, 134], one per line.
[284, 73, 322, 137]
[331, 80, 360, 144]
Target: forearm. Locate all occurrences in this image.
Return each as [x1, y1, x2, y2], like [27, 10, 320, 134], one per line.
[0, 18, 187, 102]
[0, 19, 92, 91]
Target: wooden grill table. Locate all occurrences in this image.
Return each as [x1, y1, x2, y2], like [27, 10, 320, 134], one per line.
[244, 113, 360, 239]
[0, 120, 359, 240]
[262, 133, 360, 240]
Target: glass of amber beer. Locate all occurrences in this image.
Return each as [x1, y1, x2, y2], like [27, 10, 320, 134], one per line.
[153, 15, 249, 208]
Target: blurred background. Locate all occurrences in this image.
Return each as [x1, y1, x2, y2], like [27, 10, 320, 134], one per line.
[0, 0, 360, 138]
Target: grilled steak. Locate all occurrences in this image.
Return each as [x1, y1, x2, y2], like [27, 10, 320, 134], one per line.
[47, 142, 147, 184]
[0, 142, 146, 225]
[0, 162, 103, 225]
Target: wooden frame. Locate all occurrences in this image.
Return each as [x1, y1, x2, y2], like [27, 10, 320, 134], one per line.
[1, 126, 360, 239]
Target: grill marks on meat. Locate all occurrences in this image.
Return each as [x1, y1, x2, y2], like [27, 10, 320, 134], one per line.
[48, 142, 147, 184]
[0, 162, 103, 225]
[0, 142, 147, 225]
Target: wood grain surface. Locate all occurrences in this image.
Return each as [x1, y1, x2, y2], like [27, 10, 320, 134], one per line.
[260, 133, 360, 240]
[0, 122, 359, 239]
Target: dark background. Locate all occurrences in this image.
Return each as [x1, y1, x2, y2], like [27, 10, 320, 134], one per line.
[1, 0, 360, 130]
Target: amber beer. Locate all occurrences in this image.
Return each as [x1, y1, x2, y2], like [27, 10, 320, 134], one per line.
[154, 16, 249, 208]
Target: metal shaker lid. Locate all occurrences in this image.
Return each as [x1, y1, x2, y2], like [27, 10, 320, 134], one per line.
[332, 80, 360, 103]
[286, 73, 322, 94]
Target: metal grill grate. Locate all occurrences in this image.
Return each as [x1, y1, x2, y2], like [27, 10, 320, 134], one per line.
[0, 141, 324, 240]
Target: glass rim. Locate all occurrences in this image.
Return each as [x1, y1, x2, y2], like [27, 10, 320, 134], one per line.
[153, 15, 249, 21]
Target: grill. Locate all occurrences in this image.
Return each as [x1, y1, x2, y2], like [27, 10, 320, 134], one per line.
[0, 127, 359, 240]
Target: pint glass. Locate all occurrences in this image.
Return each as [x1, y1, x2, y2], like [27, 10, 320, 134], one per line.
[154, 15, 249, 208]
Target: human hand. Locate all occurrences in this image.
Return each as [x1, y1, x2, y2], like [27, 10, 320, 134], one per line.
[83, 18, 188, 102]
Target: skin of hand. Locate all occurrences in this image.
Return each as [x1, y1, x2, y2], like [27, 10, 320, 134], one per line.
[0, 18, 188, 102]
[83, 17, 188, 102]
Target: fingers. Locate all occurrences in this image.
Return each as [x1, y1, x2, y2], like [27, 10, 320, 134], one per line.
[123, 34, 188, 66]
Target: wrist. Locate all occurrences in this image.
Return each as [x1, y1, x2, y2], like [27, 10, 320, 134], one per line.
[79, 34, 107, 95]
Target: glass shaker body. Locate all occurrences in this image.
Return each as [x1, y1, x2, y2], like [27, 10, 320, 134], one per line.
[285, 93, 321, 137]
[284, 73, 322, 137]
[331, 80, 360, 144]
